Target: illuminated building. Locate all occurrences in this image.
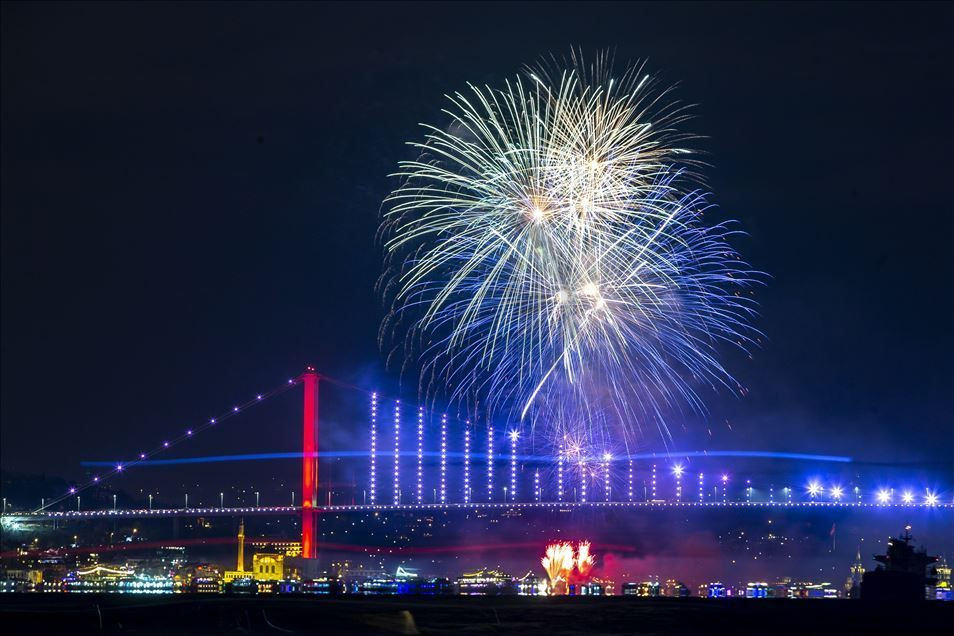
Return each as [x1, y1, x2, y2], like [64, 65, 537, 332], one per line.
[457, 568, 516, 595]
[222, 519, 249, 582]
[187, 576, 222, 594]
[332, 561, 387, 584]
[179, 565, 222, 593]
[934, 556, 951, 601]
[252, 553, 284, 582]
[621, 581, 660, 597]
[516, 572, 545, 596]
[703, 582, 727, 598]
[745, 582, 769, 598]
[62, 565, 133, 593]
[663, 579, 690, 597]
[247, 540, 301, 558]
[787, 581, 839, 599]
[302, 578, 344, 595]
[844, 546, 865, 598]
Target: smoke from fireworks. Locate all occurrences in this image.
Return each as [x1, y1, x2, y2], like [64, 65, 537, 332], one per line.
[381, 51, 761, 449]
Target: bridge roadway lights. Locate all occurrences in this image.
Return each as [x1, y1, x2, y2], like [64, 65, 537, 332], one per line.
[3, 500, 951, 522]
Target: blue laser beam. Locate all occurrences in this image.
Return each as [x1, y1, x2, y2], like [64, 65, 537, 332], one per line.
[81, 449, 851, 467]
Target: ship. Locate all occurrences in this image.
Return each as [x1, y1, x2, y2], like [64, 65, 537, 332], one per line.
[860, 525, 938, 601]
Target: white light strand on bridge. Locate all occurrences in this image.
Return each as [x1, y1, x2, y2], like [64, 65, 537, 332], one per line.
[487, 426, 494, 502]
[369, 392, 377, 505]
[675, 464, 683, 502]
[509, 430, 519, 502]
[393, 401, 400, 505]
[463, 423, 471, 504]
[33, 375, 302, 513]
[440, 414, 448, 504]
[417, 407, 424, 504]
[603, 454, 611, 502]
[580, 459, 587, 503]
[628, 459, 634, 501]
[557, 447, 564, 502]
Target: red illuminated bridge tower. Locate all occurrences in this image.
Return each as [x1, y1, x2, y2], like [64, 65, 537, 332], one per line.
[300, 366, 319, 560]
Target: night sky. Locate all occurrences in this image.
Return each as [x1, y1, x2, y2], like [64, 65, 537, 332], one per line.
[2, 2, 952, 487]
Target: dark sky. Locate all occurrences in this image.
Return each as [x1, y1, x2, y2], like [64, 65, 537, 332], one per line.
[2, 1, 952, 485]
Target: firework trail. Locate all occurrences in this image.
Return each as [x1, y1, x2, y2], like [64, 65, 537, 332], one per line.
[381, 51, 761, 450]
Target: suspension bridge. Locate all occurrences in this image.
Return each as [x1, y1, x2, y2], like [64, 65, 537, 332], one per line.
[2, 366, 951, 566]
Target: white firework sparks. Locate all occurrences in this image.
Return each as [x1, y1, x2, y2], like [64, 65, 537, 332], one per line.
[380, 53, 761, 450]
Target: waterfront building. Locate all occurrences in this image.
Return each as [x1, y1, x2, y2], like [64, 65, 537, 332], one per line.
[457, 568, 517, 595]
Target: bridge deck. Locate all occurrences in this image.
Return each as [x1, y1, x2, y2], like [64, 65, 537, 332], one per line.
[3, 500, 951, 521]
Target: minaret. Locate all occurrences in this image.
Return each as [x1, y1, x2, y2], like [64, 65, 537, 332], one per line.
[845, 544, 864, 598]
[236, 519, 246, 572]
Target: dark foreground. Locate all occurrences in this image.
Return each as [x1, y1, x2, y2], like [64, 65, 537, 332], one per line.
[2, 595, 951, 635]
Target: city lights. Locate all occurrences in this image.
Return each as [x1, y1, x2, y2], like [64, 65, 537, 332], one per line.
[877, 489, 891, 504]
[557, 447, 564, 502]
[603, 453, 611, 502]
[902, 490, 914, 504]
[807, 481, 822, 498]
[924, 490, 939, 506]
[830, 486, 843, 501]
[673, 464, 683, 501]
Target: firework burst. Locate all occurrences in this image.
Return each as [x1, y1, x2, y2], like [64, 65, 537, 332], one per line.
[381, 51, 761, 449]
[575, 540, 595, 578]
[541, 541, 575, 593]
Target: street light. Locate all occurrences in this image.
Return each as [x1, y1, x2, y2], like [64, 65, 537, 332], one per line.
[113, 494, 117, 510]
[148, 494, 153, 511]
[255, 491, 260, 507]
[220, 492, 224, 508]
